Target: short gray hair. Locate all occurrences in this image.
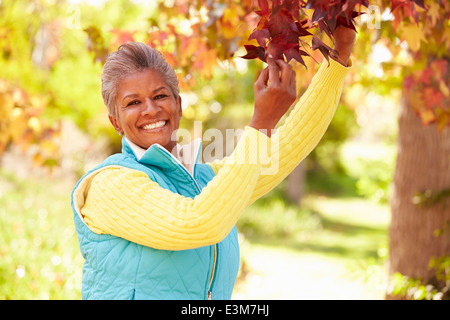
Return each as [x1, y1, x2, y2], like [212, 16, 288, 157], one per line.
[101, 42, 179, 117]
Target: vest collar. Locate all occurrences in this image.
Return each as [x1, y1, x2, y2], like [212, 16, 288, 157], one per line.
[122, 136, 202, 175]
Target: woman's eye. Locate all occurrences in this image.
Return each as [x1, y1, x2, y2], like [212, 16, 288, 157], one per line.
[127, 100, 140, 107]
[154, 94, 167, 100]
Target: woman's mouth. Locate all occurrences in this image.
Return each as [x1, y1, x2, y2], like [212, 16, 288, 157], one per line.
[141, 120, 167, 131]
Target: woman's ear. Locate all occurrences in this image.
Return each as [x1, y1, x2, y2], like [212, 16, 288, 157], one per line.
[177, 95, 182, 120]
[109, 115, 124, 136]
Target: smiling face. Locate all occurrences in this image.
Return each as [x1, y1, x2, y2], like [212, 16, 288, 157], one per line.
[109, 69, 182, 152]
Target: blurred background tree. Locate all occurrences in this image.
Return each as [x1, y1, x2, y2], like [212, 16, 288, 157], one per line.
[0, 0, 448, 299]
[354, 0, 450, 299]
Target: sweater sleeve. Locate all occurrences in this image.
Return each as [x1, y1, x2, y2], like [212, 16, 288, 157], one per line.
[77, 126, 270, 251]
[209, 58, 351, 204]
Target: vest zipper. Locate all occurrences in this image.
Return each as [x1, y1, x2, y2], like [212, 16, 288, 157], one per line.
[208, 244, 217, 300]
[155, 145, 202, 193]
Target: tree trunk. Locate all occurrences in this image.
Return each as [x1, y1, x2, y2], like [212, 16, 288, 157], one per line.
[286, 162, 305, 205]
[387, 90, 450, 299]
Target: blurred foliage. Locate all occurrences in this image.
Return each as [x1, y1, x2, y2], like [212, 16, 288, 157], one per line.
[355, 159, 393, 204]
[0, 79, 60, 166]
[388, 254, 450, 300]
[238, 197, 322, 240]
[0, 169, 82, 299]
[412, 188, 450, 209]
[307, 102, 359, 174]
[389, 272, 441, 300]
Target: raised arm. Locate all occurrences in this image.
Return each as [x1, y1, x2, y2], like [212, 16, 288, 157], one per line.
[210, 26, 356, 203]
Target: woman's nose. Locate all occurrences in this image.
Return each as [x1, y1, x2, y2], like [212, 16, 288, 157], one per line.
[141, 99, 160, 116]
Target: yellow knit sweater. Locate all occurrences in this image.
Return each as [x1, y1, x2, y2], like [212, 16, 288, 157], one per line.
[77, 58, 351, 251]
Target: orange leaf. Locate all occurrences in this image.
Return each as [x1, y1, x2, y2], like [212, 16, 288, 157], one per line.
[420, 109, 435, 125]
[435, 108, 450, 132]
[398, 23, 426, 52]
[193, 49, 218, 79]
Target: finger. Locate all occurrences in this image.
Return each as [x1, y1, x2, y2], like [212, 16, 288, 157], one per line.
[290, 69, 296, 90]
[274, 59, 294, 86]
[254, 67, 269, 89]
[267, 57, 280, 86]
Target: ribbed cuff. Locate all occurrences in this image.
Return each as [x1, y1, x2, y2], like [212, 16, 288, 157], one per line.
[315, 57, 352, 89]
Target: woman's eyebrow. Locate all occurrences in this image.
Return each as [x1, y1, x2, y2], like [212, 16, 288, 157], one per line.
[121, 87, 169, 103]
[152, 86, 169, 94]
[122, 93, 139, 103]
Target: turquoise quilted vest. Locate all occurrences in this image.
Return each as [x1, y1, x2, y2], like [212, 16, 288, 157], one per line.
[71, 138, 240, 300]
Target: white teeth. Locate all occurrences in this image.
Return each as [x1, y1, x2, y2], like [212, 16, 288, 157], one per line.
[142, 121, 166, 130]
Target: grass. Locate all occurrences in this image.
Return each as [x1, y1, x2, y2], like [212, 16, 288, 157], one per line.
[300, 196, 389, 259]
[234, 193, 390, 299]
[0, 169, 83, 299]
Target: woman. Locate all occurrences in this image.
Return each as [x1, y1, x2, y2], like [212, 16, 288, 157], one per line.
[71, 26, 355, 300]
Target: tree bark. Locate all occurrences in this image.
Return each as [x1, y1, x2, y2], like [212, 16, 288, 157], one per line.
[387, 90, 450, 299]
[286, 162, 305, 205]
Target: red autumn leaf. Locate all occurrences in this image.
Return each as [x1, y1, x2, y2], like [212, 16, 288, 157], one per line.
[418, 67, 433, 85]
[241, 1, 383, 67]
[336, 11, 362, 31]
[110, 29, 136, 47]
[255, 0, 270, 17]
[259, 0, 270, 13]
[269, 33, 297, 60]
[284, 46, 308, 67]
[280, 0, 302, 21]
[248, 28, 271, 48]
[309, 0, 368, 34]
[423, 87, 445, 110]
[390, 0, 427, 23]
[413, 0, 426, 9]
[267, 7, 296, 37]
[403, 75, 415, 91]
[241, 45, 267, 62]
[342, 0, 369, 18]
[391, 0, 426, 11]
[295, 20, 313, 37]
[312, 36, 334, 64]
[245, 0, 313, 63]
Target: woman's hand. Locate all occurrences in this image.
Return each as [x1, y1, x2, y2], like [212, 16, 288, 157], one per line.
[332, 25, 356, 67]
[250, 57, 297, 137]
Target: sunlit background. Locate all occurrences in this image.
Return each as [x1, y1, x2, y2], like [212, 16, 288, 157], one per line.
[1, 0, 447, 300]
